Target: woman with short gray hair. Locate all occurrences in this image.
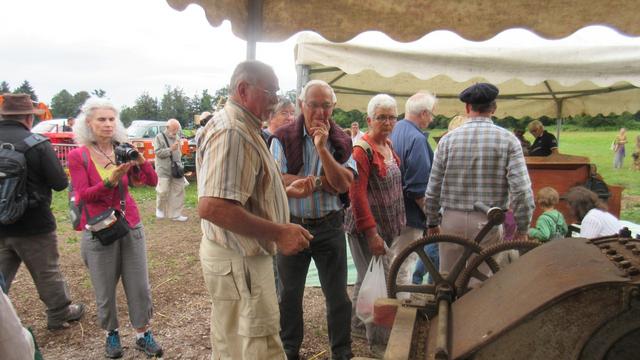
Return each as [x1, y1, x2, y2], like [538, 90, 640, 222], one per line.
[345, 94, 405, 355]
[263, 96, 295, 138]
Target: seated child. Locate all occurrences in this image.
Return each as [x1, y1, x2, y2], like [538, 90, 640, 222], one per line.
[528, 187, 568, 242]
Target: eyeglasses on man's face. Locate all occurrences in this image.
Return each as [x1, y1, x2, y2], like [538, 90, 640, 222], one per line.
[250, 83, 279, 99]
[304, 101, 333, 111]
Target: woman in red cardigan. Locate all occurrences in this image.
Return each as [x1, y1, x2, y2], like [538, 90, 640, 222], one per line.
[68, 98, 162, 359]
[344, 94, 406, 354]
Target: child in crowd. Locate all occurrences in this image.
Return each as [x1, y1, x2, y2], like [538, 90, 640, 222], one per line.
[528, 187, 568, 242]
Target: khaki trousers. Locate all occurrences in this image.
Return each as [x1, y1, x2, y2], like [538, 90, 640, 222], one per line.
[200, 239, 285, 360]
[439, 209, 503, 282]
[155, 176, 185, 219]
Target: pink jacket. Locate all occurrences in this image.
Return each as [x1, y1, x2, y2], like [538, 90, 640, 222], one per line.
[68, 146, 158, 230]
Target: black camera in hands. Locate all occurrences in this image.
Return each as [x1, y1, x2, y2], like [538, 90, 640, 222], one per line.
[114, 143, 140, 165]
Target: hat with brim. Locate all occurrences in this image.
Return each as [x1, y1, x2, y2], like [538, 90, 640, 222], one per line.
[0, 94, 45, 115]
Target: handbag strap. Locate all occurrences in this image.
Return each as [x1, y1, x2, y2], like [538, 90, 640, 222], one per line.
[161, 132, 177, 162]
[82, 180, 126, 220]
[75, 149, 89, 213]
[81, 147, 127, 221]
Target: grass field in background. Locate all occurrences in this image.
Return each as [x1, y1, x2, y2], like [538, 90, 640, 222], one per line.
[51, 129, 639, 225]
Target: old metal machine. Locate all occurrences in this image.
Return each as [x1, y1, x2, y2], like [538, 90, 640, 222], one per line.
[361, 203, 640, 360]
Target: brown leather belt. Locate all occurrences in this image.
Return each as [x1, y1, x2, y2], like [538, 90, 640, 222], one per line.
[290, 210, 343, 226]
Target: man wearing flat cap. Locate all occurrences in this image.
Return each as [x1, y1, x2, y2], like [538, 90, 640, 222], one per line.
[425, 83, 534, 276]
[0, 94, 85, 330]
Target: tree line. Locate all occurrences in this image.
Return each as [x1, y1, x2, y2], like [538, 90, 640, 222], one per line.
[3, 80, 639, 130]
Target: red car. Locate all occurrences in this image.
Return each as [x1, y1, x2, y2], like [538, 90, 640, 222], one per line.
[32, 118, 76, 167]
[32, 118, 75, 144]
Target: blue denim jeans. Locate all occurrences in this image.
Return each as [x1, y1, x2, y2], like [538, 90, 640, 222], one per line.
[412, 243, 440, 285]
[278, 213, 352, 359]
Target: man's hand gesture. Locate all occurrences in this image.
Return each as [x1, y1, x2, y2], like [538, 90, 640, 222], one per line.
[276, 224, 313, 255]
[310, 123, 329, 150]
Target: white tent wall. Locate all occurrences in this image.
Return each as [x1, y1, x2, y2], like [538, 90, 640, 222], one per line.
[295, 31, 640, 118]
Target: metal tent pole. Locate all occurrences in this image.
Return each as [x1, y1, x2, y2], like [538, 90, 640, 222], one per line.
[296, 64, 310, 114]
[246, 0, 263, 60]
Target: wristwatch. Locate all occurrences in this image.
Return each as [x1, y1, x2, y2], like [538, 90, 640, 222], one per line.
[314, 176, 323, 191]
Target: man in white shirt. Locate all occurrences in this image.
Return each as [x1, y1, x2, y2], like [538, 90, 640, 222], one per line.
[351, 121, 364, 144]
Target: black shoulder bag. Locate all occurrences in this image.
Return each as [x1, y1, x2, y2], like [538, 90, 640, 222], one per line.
[84, 182, 130, 246]
[161, 133, 184, 179]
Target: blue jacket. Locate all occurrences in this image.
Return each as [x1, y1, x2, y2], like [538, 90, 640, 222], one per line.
[390, 119, 434, 229]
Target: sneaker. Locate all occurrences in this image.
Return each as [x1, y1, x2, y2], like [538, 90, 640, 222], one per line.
[47, 303, 85, 330]
[172, 215, 188, 222]
[135, 330, 163, 357]
[105, 330, 123, 359]
[155, 209, 165, 219]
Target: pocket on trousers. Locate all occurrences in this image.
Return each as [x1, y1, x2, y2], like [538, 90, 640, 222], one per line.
[202, 259, 241, 301]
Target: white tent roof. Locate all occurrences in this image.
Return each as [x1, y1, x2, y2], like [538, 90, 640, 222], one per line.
[166, 0, 640, 43]
[295, 29, 640, 118]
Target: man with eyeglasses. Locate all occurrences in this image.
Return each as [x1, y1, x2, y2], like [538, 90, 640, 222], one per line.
[389, 92, 437, 294]
[197, 60, 313, 360]
[425, 83, 534, 278]
[270, 79, 356, 360]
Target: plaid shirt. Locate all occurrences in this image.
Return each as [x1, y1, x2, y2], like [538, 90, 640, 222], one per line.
[196, 100, 289, 256]
[425, 117, 534, 232]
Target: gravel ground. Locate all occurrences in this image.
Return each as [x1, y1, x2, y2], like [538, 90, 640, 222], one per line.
[8, 203, 376, 359]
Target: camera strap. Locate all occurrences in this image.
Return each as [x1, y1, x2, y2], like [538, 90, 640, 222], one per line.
[161, 132, 178, 162]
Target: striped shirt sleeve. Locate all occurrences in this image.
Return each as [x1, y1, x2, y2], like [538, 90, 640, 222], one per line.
[199, 128, 259, 205]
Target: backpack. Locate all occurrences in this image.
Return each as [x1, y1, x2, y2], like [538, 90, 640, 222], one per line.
[341, 140, 375, 209]
[68, 150, 88, 230]
[353, 139, 374, 163]
[0, 134, 49, 225]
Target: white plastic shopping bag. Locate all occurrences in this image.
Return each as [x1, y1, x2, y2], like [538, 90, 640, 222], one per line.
[356, 256, 387, 324]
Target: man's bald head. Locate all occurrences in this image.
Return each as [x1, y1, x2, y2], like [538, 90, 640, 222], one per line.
[167, 118, 181, 135]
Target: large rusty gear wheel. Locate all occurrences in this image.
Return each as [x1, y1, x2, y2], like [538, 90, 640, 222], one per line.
[455, 240, 541, 296]
[386, 234, 500, 299]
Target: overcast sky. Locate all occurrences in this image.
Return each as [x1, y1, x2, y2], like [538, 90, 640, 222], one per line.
[1, 0, 299, 108]
[2, 0, 637, 110]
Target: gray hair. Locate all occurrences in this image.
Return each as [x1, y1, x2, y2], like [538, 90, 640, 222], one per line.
[367, 94, 397, 118]
[74, 98, 128, 146]
[405, 92, 437, 116]
[298, 80, 337, 103]
[229, 60, 276, 96]
[269, 97, 294, 120]
[528, 120, 543, 131]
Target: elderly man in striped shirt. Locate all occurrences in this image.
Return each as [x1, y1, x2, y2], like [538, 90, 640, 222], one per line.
[270, 80, 356, 360]
[197, 60, 313, 360]
[425, 83, 535, 276]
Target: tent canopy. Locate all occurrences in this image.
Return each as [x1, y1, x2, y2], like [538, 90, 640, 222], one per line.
[295, 30, 640, 118]
[166, 0, 640, 43]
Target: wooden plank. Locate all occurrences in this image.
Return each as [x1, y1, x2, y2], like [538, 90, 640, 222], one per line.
[384, 306, 418, 360]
